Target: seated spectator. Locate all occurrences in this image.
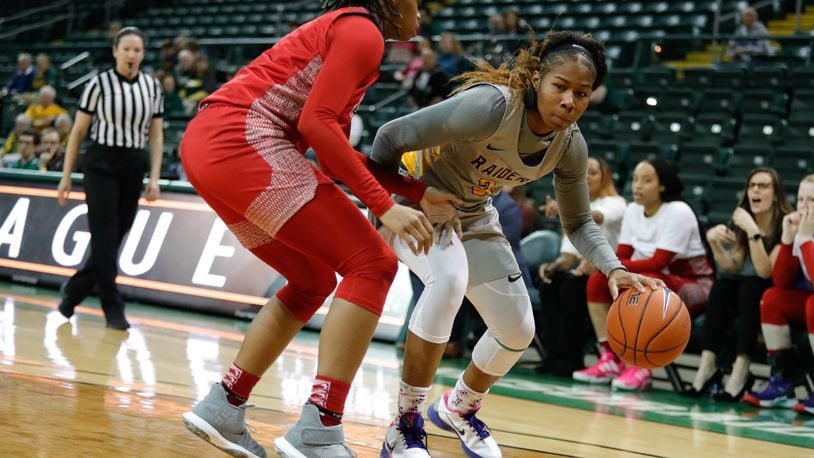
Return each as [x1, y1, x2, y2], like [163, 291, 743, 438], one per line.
[393, 38, 431, 89]
[54, 114, 72, 148]
[31, 53, 57, 91]
[436, 32, 471, 79]
[537, 157, 626, 376]
[162, 74, 185, 115]
[728, 6, 773, 64]
[38, 128, 65, 172]
[25, 85, 67, 131]
[180, 55, 218, 111]
[418, 5, 442, 38]
[573, 158, 714, 391]
[175, 49, 196, 87]
[408, 48, 450, 108]
[743, 175, 814, 415]
[2, 113, 32, 159]
[503, 9, 529, 55]
[688, 168, 792, 401]
[482, 13, 508, 66]
[8, 130, 39, 170]
[6, 53, 35, 95]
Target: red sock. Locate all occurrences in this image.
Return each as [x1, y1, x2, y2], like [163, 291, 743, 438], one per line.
[307, 375, 350, 427]
[221, 362, 260, 406]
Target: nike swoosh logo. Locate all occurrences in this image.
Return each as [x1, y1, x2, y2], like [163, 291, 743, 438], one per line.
[486, 143, 502, 151]
[508, 273, 523, 283]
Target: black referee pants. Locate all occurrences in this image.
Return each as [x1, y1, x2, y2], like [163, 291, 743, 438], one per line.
[701, 275, 773, 357]
[63, 144, 145, 324]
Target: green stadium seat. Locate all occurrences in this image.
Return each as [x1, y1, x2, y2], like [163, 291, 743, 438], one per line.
[520, 230, 562, 273]
[789, 67, 814, 91]
[712, 68, 749, 89]
[682, 68, 715, 88]
[611, 112, 651, 142]
[782, 113, 814, 148]
[688, 113, 737, 147]
[726, 145, 771, 178]
[627, 88, 664, 112]
[677, 144, 719, 176]
[748, 66, 788, 89]
[638, 66, 676, 90]
[606, 68, 637, 89]
[738, 113, 784, 148]
[706, 177, 746, 225]
[740, 89, 789, 116]
[648, 111, 693, 144]
[697, 88, 742, 115]
[772, 147, 813, 184]
[577, 110, 614, 140]
[791, 89, 814, 114]
[658, 88, 700, 114]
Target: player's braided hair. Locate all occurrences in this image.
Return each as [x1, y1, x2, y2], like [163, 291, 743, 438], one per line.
[452, 31, 607, 95]
[323, 0, 400, 36]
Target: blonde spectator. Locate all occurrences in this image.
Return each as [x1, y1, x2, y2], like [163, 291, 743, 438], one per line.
[728, 6, 773, 64]
[2, 113, 32, 158]
[54, 114, 72, 148]
[32, 53, 57, 90]
[25, 85, 68, 131]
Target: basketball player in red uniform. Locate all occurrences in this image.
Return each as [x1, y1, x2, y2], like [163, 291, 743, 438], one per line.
[179, 1, 459, 456]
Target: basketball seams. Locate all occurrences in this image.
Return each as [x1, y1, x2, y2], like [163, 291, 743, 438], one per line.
[631, 289, 653, 366]
[616, 288, 631, 357]
[642, 295, 684, 362]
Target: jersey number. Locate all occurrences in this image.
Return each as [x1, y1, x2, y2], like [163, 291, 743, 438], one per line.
[471, 178, 496, 197]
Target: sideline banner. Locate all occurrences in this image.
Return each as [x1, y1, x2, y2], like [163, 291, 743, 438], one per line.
[0, 172, 411, 340]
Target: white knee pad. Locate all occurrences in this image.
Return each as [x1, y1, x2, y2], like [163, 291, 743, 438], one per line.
[382, 227, 469, 344]
[467, 276, 535, 376]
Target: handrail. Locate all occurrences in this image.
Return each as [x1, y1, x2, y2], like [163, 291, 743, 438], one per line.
[371, 89, 408, 111]
[0, 13, 72, 40]
[59, 51, 90, 71]
[0, 0, 69, 27]
[67, 69, 97, 91]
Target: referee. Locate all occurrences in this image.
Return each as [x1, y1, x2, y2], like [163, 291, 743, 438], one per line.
[56, 26, 163, 329]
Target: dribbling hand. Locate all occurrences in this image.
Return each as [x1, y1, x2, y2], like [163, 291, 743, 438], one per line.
[607, 269, 665, 300]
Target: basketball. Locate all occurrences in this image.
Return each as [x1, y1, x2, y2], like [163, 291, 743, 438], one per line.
[606, 285, 691, 369]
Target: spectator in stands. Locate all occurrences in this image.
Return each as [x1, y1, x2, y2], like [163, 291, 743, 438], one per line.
[158, 40, 176, 73]
[482, 13, 508, 66]
[537, 156, 626, 376]
[743, 174, 814, 415]
[436, 32, 470, 79]
[503, 8, 528, 54]
[25, 85, 68, 131]
[5, 53, 35, 95]
[689, 168, 792, 401]
[2, 113, 32, 159]
[408, 48, 450, 108]
[8, 129, 39, 170]
[38, 128, 65, 172]
[370, 31, 657, 454]
[180, 55, 218, 111]
[574, 158, 714, 391]
[418, 5, 442, 38]
[178, 2, 455, 456]
[393, 37, 431, 88]
[32, 53, 57, 91]
[54, 114, 72, 148]
[174, 49, 196, 87]
[728, 6, 773, 64]
[161, 74, 185, 115]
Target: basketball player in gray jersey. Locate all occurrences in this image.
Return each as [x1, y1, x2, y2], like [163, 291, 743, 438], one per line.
[374, 32, 662, 457]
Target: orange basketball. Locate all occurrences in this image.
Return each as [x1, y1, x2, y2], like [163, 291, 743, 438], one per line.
[605, 285, 691, 369]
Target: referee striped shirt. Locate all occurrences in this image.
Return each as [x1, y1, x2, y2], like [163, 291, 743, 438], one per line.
[78, 69, 163, 149]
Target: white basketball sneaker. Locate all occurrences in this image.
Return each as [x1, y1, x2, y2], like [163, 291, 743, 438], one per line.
[380, 411, 430, 457]
[427, 391, 501, 458]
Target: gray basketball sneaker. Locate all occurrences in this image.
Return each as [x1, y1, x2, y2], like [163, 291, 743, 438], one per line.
[182, 383, 267, 458]
[273, 403, 356, 458]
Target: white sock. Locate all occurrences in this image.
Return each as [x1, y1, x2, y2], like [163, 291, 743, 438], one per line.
[725, 355, 751, 396]
[692, 350, 716, 391]
[446, 376, 487, 413]
[398, 380, 431, 417]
